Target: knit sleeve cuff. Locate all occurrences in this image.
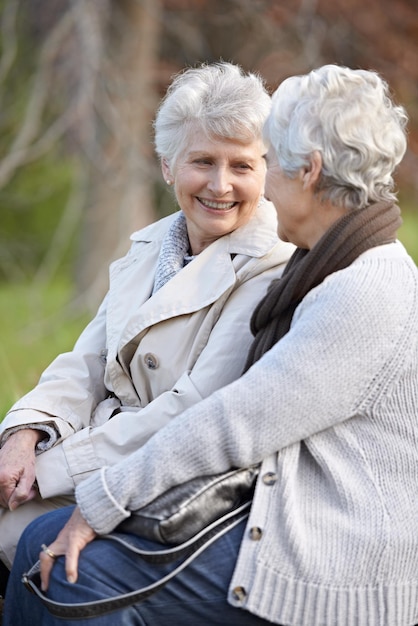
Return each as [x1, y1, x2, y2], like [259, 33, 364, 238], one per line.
[0, 423, 59, 453]
[76, 467, 130, 535]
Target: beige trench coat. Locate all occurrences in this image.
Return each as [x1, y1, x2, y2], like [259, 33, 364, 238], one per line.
[0, 202, 293, 560]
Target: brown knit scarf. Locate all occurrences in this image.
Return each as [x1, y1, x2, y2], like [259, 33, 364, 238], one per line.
[244, 201, 402, 371]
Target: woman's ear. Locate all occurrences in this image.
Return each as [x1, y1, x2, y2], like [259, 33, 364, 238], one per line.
[302, 151, 322, 190]
[161, 158, 173, 185]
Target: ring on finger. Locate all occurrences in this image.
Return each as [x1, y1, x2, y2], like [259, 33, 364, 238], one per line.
[41, 544, 57, 560]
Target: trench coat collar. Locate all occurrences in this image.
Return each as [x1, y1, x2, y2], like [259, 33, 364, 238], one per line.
[129, 199, 279, 258]
[117, 200, 279, 347]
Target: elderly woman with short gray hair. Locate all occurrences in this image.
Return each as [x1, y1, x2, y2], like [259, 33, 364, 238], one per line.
[0, 62, 293, 583]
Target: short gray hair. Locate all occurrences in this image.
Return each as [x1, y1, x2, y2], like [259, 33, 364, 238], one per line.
[154, 62, 271, 168]
[265, 64, 408, 209]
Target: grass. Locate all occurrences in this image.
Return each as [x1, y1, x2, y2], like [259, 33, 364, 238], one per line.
[0, 280, 90, 419]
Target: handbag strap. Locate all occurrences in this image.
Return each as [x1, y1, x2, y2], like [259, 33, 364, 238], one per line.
[22, 502, 250, 620]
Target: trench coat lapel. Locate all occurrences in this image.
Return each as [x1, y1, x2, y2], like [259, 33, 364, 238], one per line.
[110, 200, 279, 357]
[118, 237, 237, 347]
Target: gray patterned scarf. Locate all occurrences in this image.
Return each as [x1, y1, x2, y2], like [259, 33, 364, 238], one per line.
[152, 212, 193, 294]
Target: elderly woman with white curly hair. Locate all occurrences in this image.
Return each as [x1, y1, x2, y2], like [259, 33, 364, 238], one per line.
[5, 64, 418, 626]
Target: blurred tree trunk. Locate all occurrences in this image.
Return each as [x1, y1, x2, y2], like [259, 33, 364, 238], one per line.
[76, 0, 162, 310]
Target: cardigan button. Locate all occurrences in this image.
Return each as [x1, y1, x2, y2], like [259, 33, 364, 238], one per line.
[144, 353, 159, 369]
[249, 526, 263, 541]
[262, 471, 277, 486]
[232, 586, 247, 602]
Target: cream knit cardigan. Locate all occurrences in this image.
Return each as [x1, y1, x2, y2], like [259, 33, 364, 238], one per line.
[77, 241, 418, 626]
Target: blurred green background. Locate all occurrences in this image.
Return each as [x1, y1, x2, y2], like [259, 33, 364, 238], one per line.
[1, 0, 417, 419]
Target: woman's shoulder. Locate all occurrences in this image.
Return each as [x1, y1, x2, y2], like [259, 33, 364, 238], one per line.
[307, 241, 418, 322]
[357, 240, 415, 263]
[326, 241, 417, 285]
[351, 241, 418, 287]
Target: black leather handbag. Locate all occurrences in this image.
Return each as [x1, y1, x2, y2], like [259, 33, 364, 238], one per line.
[22, 466, 259, 619]
[119, 465, 259, 543]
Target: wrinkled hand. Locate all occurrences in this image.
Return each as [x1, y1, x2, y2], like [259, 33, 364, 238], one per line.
[0, 429, 42, 510]
[39, 506, 96, 591]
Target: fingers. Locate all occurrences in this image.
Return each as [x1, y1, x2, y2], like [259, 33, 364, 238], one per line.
[39, 531, 71, 591]
[0, 486, 12, 509]
[39, 547, 57, 591]
[39, 540, 81, 590]
[65, 543, 81, 585]
[63, 508, 97, 584]
[0, 435, 37, 508]
[8, 480, 38, 511]
[39, 507, 97, 591]
[0, 471, 20, 508]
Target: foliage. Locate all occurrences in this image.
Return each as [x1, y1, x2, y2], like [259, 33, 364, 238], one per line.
[399, 210, 418, 264]
[0, 153, 76, 281]
[0, 279, 90, 418]
[0, 0, 83, 284]
[1, 0, 417, 302]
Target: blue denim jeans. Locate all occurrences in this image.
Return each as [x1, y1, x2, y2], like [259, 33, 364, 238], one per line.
[4, 506, 275, 625]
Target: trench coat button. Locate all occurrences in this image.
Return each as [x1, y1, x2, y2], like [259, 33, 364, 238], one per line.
[232, 586, 247, 602]
[262, 471, 277, 486]
[144, 353, 159, 369]
[249, 526, 263, 541]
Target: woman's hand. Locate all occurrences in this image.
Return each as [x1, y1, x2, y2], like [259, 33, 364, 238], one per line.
[39, 506, 97, 591]
[0, 429, 41, 509]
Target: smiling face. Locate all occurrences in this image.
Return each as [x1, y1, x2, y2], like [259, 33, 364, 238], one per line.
[163, 135, 267, 255]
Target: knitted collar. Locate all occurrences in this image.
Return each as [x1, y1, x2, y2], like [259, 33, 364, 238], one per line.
[152, 212, 191, 294]
[244, 201, 402, 370]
